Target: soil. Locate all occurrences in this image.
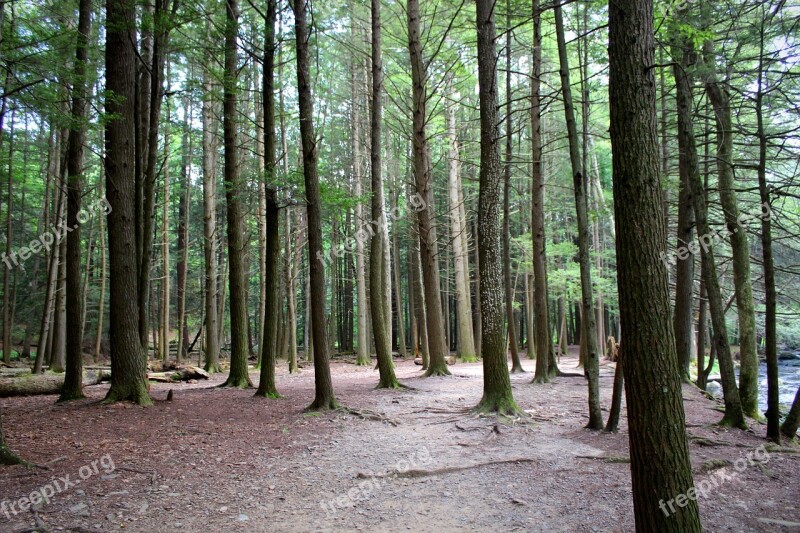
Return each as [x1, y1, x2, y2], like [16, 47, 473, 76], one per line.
[1, 353, 798, 532]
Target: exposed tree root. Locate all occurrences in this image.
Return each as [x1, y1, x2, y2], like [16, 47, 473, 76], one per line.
[253, 390, 282, 399]
[305, 397, 340, 411]
[575, 454, 630, 464]
[102, 387, 152, 406]
[473, 393, 526, 419]
[338, 407, 398, 426]
[424, 363, 451, 377]
[117, 465, 158, 484]
[219, 375, 253, 388]
[357, 457, 538, 480]
[375, 379, 412, 390]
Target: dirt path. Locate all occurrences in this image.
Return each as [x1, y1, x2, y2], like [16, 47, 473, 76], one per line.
[1, 356, 798, 532]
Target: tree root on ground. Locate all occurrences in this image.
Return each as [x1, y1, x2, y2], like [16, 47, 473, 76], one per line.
[356, 457, 538, 480]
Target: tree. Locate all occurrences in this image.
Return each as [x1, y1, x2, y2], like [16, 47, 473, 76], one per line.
[474, 0, 522, 416]
[220, 0, 252, 388]
[407, 0, 450, 377]
[446, 76, 476, 363]
[256, 0, 280, 398]
[504, 0, 523, 374]
[293, 0, 337, 410]
[553, 0, 602, 429]
[104, 0, 152, 405]
[201, 33, 220, 374]
[61, 0, 92, 401]
[369, 0, 400, 389]
[530, 0, 554, 385]
[608, 0, 701, 528]
[674, 24, 744, 429]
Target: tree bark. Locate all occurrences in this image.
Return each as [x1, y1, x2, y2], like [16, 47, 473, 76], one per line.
[609, 0, 701, 527]
[104, 0, 152, 405]
[474, 0, 521, 415]
[701, 40, 759, 419]
[256, 0, 281, 398]
[369, 0, 399, 388]
[554, 1, 601, 428]
[407, 0, 449, 377]
[530, 0, 553, 384]
[504, 2, 523, 374]
[293, 0, 337, 409]
[220, 0, 252, 388]
[61, 0, 92, 401]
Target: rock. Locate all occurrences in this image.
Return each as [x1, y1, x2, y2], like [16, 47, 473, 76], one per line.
[778, 351, 800, 361]
[705, 381, 723, 398]
[70, 503, 90, 517]
[238, 514, 249, 522]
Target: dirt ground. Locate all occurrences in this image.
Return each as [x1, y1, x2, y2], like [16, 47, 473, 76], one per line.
[1, 353, 798, 532]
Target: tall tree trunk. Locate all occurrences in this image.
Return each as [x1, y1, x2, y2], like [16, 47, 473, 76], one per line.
[609, 0, 701, 527]
[407, 0, 449, 377]
[674, 27, 745, 429]
[201, 45, 220, 374]
[2, 112, 13, 365]
[175, 96, 191, 363]
[754, 17, 780, 442]
[474, 0, 521, 415]
[369, 0, 400, 388]
[220, 0, 253, 388]
[104, 0, 152, 405]
[530, 0, 554, 384]
[504, 3, 523, 374]
[256, 0, 281, 398]
[160, 86, 171, 362]
[554, 1, 601, 428]
[94, 215, 106, 361]
[293, 0, 337, 409]
[701, 40, 759, 419]
[446, 77, 476, 362]
[61, 0, 92, 400]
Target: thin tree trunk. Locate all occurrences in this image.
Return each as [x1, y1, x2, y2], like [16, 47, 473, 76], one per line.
[293, 0, 337, 409]
[554, 0, 601, 429]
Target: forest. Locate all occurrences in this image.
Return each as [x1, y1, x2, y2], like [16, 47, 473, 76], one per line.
[0, 0, 799, 530]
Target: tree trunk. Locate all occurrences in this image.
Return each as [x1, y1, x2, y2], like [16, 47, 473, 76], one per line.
[256, 0, 281, 398]
[474, 0, 521, 415]
[447, 78, 476, 363]
[103, 0, 152, 405]
[754, 19, 780, 442]
[293, 0, 337, 409]
[504, 3, 523, 375]
[608, 0, 701, 527]
[61, 0, 92, 401]
[407, 0, 450, 377]
[674, 28, 744, 429]
[554, 1, 601, 428]
[219, 0, 252, 388]
[368, 0, 400, 389]
[701, 40, 759, 419]
[782, 386, 800, 439]
[530, 0, 553, 385]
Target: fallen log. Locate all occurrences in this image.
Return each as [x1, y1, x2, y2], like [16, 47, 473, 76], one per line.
[0, 371, 106, 398]
[147, 365, 210, 383]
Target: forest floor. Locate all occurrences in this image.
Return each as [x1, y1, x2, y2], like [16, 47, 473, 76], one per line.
[1, 351, 799, 533]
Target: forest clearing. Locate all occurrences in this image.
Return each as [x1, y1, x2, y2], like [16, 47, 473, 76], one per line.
[2, 355, 799, 532]
[1, 0, 800, 530]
